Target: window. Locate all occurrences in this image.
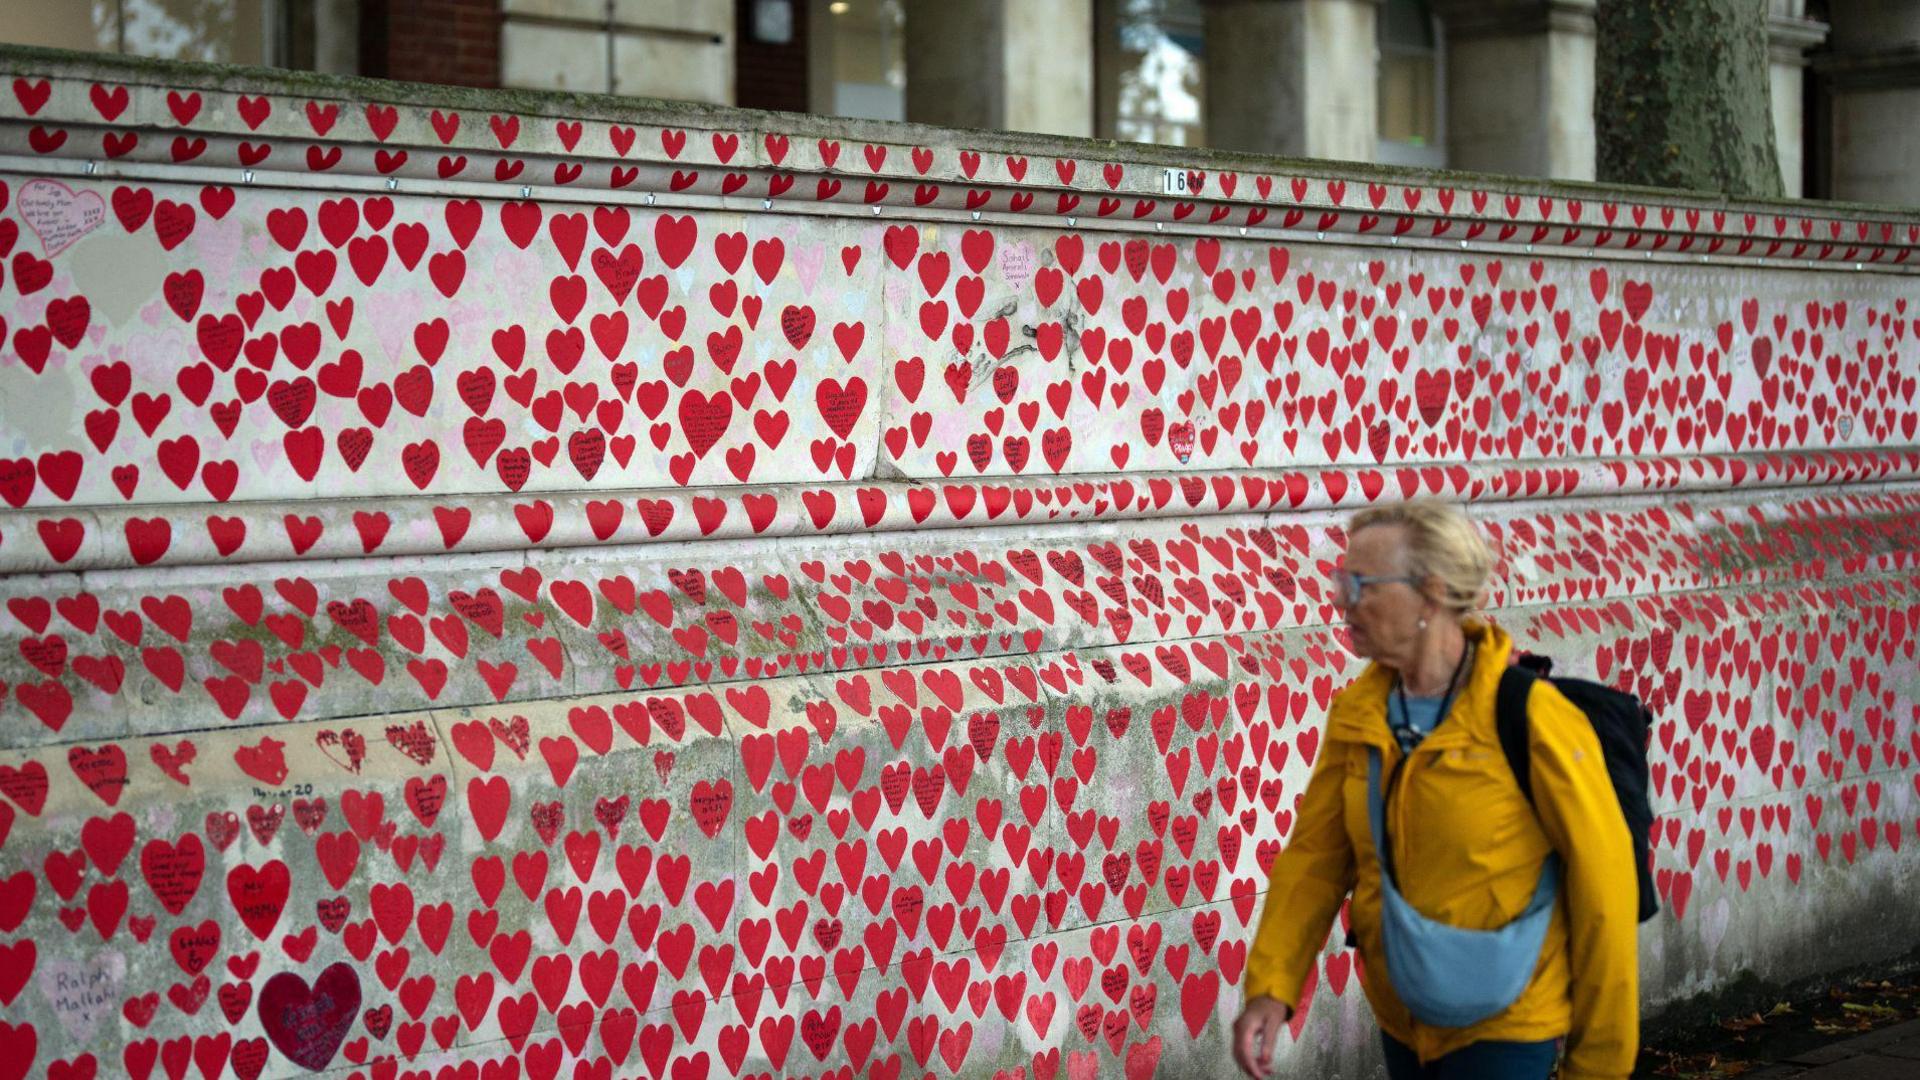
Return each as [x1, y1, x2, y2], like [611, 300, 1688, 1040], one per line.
[808, 0, 905, 121]
[0, 1, 355, 73]
[1, 0, 265, 64]
[1376, 0, 1445, 168]
[1096, 0, 1204, 148]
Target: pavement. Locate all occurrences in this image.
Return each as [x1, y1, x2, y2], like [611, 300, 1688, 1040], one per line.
[1736, 1018, 1920, 1078]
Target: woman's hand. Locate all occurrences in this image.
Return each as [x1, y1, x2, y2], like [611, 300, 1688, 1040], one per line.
[1232, 995, 1295, 1077]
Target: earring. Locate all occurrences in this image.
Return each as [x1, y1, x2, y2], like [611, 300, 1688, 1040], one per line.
[1417, 618, 1428, 629]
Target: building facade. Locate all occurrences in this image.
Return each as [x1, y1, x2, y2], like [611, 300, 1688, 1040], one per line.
[0, 0, 1913, 203]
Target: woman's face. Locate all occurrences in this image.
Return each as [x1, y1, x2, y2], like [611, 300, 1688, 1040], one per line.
[1334, 524, 1432, 666]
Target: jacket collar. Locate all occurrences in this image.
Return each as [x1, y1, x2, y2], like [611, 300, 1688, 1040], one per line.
[1325, 620, 1515, 750]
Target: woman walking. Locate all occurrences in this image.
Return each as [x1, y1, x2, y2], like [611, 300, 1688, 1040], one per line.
[1232, 499, 1639, 1079]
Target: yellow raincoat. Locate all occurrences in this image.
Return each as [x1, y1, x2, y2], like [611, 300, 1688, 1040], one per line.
[1246, 621, 1639, 1079]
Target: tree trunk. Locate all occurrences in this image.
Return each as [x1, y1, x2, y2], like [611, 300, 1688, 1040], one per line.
[1595, 0, 1783, 198]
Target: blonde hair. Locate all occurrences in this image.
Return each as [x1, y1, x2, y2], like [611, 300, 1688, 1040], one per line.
[1347, 498, 1495, 622]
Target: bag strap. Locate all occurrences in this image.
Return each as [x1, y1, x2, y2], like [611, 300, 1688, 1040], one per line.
[1495, 664, 1538, 804]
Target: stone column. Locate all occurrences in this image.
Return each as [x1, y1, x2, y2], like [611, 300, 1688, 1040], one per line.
[1200, 0, 1380, 161]
[904, 0, 1094, 138]
[1767, 1, 1829, 199]
[1431, 0, 1595, 180]
[1816, 0, 1920, 205]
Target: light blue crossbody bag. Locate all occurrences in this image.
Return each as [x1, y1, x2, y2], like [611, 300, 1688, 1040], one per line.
[1364, 660, 1562, 1028]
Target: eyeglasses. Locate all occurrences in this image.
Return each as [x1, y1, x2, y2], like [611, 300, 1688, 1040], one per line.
[1329, 568, 1416, 608]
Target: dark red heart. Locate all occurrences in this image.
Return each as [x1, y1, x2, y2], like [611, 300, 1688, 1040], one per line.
[257, 961, 359, 1070]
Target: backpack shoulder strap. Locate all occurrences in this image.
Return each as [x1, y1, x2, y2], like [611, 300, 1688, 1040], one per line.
[1495, 665, 1537, 804]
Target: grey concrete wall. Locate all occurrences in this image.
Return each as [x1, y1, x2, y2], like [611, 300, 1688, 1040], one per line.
[0, 43, 1915, 1080]
[1821, 0, 1920, 206]
[1825, 0, 1920, 53]
[1830, 87, 1920, 206]
[500, 0, 736, 101]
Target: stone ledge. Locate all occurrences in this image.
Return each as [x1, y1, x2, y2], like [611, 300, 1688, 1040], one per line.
[5, 451, 1916, 574]
[4, 42, 1919, 227]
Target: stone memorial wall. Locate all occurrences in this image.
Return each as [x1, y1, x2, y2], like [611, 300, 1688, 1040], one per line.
[0, 45, 1916, 1080]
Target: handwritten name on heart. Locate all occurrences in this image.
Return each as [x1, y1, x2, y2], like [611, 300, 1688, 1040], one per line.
[18, 178, 106, 256]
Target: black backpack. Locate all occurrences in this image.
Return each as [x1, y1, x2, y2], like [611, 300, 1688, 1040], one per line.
[1496, 653, 1661, 923]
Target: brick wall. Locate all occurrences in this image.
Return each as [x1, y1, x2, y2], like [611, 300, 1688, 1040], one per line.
[735, 0, 810, 112]
[360, 0, 501, 89]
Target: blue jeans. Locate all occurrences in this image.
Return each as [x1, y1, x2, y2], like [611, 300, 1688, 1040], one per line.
[1381, 1030, 1560, 1079]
